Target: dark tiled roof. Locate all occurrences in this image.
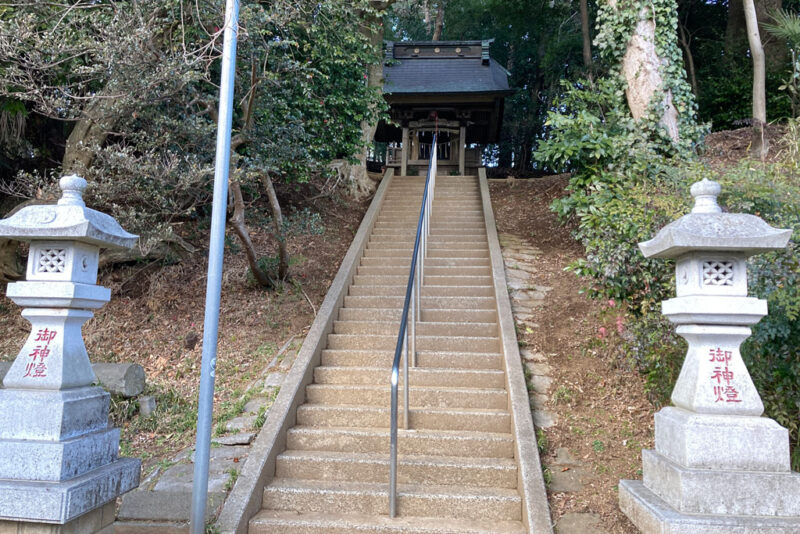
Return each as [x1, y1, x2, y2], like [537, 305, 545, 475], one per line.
[384, 57, 510, 94]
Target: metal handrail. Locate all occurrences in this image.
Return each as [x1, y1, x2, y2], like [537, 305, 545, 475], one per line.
[389, 135, 437, 518]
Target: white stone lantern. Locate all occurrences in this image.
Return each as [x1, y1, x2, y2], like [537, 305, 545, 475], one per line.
[620, 178, 799, 532]
[0, 175, 140, 530]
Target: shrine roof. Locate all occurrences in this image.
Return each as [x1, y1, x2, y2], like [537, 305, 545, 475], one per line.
[383, 40, 512, 96]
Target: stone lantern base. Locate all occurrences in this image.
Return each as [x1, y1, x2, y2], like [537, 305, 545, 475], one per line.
[620, 407, 800, 534]
[0, 386, 140, 525]
[0, 501, 116, 534]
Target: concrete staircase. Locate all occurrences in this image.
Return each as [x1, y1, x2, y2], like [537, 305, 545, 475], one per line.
[248, 175, 527, 533]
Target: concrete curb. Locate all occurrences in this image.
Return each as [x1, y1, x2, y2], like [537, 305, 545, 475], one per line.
[479, 168, 554, 534]
[214, 169, 395, 534]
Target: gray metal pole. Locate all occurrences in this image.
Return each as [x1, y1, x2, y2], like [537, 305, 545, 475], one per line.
[190, 2, 240, 532]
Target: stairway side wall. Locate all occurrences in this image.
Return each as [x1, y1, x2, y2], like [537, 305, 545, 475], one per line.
[478, 168, 555, 534]
[216, 169, 396, 534]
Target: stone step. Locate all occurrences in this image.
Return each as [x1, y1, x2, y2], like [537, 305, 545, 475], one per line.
[337, 307, 497, 323]
[259, 479, 522, 522]
[325, 334, 501, 354]
[285, 426, 515, 458]
[428, 228, 487, 236]
[319, 349, 502, 370]
[274, 450, 517, 488]
[305, 383, 507, 409]
[429, 224, 486, 230]
[358, 257, 491, 268]
[348, 285, 494, 298]
[367, 240, 488, 250]
[363, 248, 489, 259]
[356, 265, 492, 277]
[333, 320, 497, 337]
[375, 218, 485, 225]
[313, 365, 504, 388]
[295, 404, 511, 433]
[369, 233, 488, 243]
[372, 220, 485, 228]
[380, 205, 481, 211]
[343, 295, 495, 309]
[352, 275, 492, 287]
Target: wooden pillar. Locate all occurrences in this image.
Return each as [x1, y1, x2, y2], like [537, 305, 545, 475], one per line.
[401, 127, 409, 177]
[458, 125, 466, 176]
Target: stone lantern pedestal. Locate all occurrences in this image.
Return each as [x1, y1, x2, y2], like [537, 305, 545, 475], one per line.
[619, 179, 799, 532]
[0, 176, 140, 532]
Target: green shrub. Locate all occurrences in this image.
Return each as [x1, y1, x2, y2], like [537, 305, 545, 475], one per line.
[539, 79, 800, 464]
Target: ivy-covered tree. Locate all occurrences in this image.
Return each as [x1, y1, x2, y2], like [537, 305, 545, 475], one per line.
[595, 0, 703, 148]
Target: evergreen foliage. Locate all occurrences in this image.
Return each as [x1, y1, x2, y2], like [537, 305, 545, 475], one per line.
[0, 1, 385, 250]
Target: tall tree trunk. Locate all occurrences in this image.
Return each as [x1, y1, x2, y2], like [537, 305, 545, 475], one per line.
[229, 179, 272, 288]
[432, 1, 445, 41]
[262, 174, 289, 280]
[423, 0, 432, 35]
[744, 0, 768, 159]
[678, 18, 699, 96]
[620, 7, 680, 142]
[62, 97, 117, 174]
[580, 0, 593, 74]
[345, 0, 397, 201]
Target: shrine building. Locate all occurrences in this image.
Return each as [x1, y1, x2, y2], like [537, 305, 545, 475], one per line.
[373, 40, 513, 176]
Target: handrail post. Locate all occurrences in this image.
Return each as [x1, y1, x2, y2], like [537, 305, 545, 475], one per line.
[416, 256, 421, 324]
[411, 283, 416, 369]
[403, 328, 409, 430]
[389, 367, 398, 518]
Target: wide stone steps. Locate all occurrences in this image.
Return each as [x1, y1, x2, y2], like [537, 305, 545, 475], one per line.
[285, 426, 515, 458]
[363, 248, 489, 259]
[250, 510, 525, 534]
[343, 295, 495, 309]
[251, 175, 526, 533]
[333, 320, 497, 336]
[356, 265, 492, 276]
[353, 274, 492, 286]
[367, 240, 488, 250]
[305, 383, 508, 409]
[348, 285, 494, 297]
[337, 308, 497, 323]
[313, 365, 505, 388]
[359, 257, 491, 268]
[325, 334, 501, 353]
[274, 450, 517, 488]
[295, 404, 511, 433]
[259, 479, 521, 522]
[320, 349, 503, 370]
[368, 233, 487, 242]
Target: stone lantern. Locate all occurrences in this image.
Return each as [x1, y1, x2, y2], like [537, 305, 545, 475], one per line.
[0, 175, 140, 531]
[619, 178, 799, 532]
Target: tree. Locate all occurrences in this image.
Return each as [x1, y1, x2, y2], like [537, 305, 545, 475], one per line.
[726, 0, 786, 72]
[580, 0, 593, 73]
[594, 0, 702, 149]
[0, 1, 384, 283]
[432, 1, 446, 40]
[343, 1, 397, 201]
[744, 0, 769, 158]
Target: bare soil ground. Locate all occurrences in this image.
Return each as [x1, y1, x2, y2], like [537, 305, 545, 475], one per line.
[490, 176, 653, 533]
[702, 124, 787, 170]
[0, 180, 370, 468]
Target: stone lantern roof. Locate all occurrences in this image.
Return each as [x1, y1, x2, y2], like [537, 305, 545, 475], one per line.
[0, 175, 137, 249]
[639, 178, 792, 259]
